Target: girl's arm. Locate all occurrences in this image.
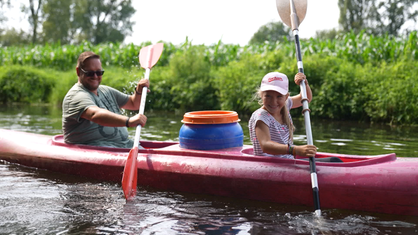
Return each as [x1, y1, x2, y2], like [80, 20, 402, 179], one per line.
[255, 120, 317, 157]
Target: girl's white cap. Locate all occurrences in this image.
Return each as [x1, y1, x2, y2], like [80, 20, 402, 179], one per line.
[260, 72, 289, 95]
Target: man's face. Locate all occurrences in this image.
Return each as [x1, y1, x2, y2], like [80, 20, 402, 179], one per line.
[78, 58, 103, 92]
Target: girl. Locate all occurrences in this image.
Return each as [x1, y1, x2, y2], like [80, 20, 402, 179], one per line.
[248, 71, 317, 159]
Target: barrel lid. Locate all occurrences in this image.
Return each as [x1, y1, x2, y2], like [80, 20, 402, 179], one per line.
[182, 110, 240, 124]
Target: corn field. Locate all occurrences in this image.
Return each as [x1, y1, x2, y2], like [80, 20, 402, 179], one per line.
[1, 31, 416, 70]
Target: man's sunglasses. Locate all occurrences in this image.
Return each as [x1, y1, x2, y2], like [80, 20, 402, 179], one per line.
[80, 67, 105, 77]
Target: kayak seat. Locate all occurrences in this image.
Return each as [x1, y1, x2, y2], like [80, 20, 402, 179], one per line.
[307, 157, 343, 162]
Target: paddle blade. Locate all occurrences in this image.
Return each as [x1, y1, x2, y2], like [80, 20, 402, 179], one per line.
[139, 43, 164, 69]
[276, 0, 307, 29]
[121, 147, 139, 200]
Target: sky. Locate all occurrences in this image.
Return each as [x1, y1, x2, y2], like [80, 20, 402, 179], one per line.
[125, 0, 340, 45]
[3, 0, 340, 46]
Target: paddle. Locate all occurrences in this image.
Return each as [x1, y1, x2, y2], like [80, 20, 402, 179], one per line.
[121, 42, 164, 201]
[276, 0, 321, 217]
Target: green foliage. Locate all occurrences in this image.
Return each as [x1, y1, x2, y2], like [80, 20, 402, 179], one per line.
[214, 54, 266, 114]
[144, 66, 174, 111]
[306, 31, 418, 65]
[0, 66, 55, 103]
[314, 58, 368, 120]
[163, 43, 219, 111]
[363, 61, 418, 124]
[0, 41, 154, 71]
[4, 31, 416, 71]
[48, 69, 75, 104]
[1, 33, 418, 125]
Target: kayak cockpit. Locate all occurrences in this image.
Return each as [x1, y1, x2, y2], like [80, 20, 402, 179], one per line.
[51, 135, 397, 167]
[240, 147, 397, 166]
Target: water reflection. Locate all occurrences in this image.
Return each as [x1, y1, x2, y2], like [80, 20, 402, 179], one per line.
[1, 104, 418, 234]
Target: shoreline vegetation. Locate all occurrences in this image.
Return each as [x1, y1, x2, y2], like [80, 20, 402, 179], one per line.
[1, 31, 417, 125]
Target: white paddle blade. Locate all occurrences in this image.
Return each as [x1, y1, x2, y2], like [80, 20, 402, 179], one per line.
[139, 43, 164, 69]
[276, 0, 307, 29]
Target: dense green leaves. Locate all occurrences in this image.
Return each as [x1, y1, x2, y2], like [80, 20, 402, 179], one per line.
[0, 66, 55, 103]
[1, 31, 418, 125]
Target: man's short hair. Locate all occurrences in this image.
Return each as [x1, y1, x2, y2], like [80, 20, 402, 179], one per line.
[77, 51, 100, 69]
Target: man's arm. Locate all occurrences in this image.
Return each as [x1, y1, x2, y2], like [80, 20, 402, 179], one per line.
[81, 106, 146, 127]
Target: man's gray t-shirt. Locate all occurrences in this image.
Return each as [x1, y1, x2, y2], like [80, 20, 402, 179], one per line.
[62, 83, 133, 148]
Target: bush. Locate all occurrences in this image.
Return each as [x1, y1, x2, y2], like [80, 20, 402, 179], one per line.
[214, 53, 266, 114]
[0, 66, 55, 103]
[161, 43, 219, 111]
[363, 61, 418, 124]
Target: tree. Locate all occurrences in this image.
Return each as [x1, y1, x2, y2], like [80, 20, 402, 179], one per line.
[374, 0, 418, 36]
[41, 0, 72, 44]
[22, 0, 43, 44]
[0, 0, 24, 46]
[338, 0, 418, 36]
[249, 21, 292, 44]
[72, 0, 135, 44]
[338, 0, 376, 34]
[0, 0, 10, 27]
[41, 0, 135, 44]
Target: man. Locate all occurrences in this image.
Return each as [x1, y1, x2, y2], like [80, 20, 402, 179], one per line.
[62, 51, 148, 148]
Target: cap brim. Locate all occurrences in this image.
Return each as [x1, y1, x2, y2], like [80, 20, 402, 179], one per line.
[260, 85, 288, 95]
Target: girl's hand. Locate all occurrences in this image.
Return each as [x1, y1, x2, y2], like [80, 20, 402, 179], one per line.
[294, 73, 308, 86]
[295, 144, 317, 157]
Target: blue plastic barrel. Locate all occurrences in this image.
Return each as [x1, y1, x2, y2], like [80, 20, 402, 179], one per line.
[179, 111, 244, 150]
[179, 123, 243, 150]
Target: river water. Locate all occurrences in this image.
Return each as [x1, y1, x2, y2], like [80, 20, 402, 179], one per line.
[0, 104, 417, 234]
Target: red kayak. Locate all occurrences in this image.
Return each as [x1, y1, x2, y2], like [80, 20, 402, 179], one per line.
[0, 128, 417, 216]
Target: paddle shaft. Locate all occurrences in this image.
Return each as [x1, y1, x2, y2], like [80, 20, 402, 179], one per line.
[133, 42, 164, 145]
[122, 43, 161, 201]
[125, 52, 152, 199]
[133, 51, 152, 147]
[288, 0, 321, 217]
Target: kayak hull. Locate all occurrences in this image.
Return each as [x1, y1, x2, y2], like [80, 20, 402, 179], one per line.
[0, 129, 417, 216]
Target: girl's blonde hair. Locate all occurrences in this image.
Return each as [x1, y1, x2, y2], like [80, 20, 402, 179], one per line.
[255, 89, 295, 142]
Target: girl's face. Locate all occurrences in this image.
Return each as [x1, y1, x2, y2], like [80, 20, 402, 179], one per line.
[261, 90, 289, 114]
